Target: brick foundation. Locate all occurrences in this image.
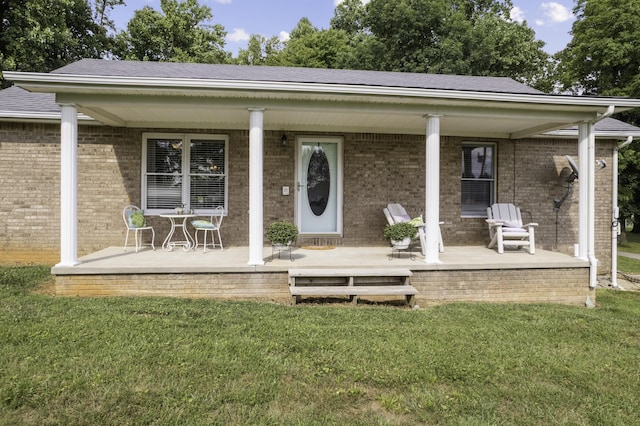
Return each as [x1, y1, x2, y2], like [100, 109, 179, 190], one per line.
[54, 267, 592, 307]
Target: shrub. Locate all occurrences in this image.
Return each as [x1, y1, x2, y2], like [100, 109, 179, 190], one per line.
[266, 221, 298, 245]
[383, 222, 417, 241]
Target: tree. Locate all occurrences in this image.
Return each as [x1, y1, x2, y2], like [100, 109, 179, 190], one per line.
[235, 34, 285, 66]
[277, 18, 353, 69]
[330, 0, 367, 35]
[114, 0, 230, 63]
[358, 0, 550, 88]
[556, 0, 640, 97]
[0, 0, 109, 83]
[555, 1, 640, 233]
[92, 0, 125, 30]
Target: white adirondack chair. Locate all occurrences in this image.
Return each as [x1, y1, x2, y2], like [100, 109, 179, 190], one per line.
[486, 203, 537, 254]
[383, 203, 444, 255]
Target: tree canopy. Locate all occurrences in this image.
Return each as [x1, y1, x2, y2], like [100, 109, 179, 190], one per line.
[0, 0, 108, 78]
[1, 0, 551, 87]
[113, 0, 229, 63]
[264, 0, 551, 90]
[556, 0, 640, 98]
[554, 0, 640, 232]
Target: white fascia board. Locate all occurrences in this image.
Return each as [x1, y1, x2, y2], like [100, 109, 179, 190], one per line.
[540, 129, 640, 139]
[0, 110, 96, 123]
[6, 71, 640, 111]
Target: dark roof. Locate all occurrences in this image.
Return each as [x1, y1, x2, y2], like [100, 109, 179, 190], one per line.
[0, 85, 58, 113]
[52, 59, 543, 95]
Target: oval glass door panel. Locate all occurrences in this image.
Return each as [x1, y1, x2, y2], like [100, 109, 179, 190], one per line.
[298, 141, 340, 234]
[306, 147, 331, 216]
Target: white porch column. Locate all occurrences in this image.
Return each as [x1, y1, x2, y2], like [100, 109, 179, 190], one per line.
[577, 121, 589, 261]
[248, 108, 265, 266]
[57, 104, 79, 267]
[424, 114, 442, 264]
[586, 121, 598, 287]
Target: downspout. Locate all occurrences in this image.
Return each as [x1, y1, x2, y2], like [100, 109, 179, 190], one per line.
[588, 106, 616, 288]
[611, 136, 634, 288]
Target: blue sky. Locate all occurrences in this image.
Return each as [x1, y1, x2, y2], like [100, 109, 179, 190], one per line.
[111, 0, 575, 56]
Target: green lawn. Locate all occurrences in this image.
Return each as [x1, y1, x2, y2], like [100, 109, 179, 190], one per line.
[618, 232, 640, 274]
[1, 266, 640, 425]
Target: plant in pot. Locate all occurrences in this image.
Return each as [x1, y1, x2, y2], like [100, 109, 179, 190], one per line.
[266, 221, 299, 248]
[383, 222, 417, 249]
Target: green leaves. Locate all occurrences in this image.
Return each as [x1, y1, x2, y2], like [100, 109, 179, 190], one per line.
[557, 0, 640, 97]
[0, 0, 108, 81]
[114, 0, 229, 63]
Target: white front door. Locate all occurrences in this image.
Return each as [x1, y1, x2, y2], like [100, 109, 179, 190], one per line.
[296, 137, 343, 235]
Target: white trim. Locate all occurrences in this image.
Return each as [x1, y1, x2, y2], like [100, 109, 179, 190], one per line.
[542, 129, 640, 139]
[0, 111, 95, 123]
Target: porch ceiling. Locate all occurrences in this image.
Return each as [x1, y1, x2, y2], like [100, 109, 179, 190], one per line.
[55, 91, 609, 139]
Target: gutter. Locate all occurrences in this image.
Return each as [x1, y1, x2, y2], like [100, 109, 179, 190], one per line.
[589, 106, 616, 289]
[0, 111, 96, 123]
[611, 136, 635, 288]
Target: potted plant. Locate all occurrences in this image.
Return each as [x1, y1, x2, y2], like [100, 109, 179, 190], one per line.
[383, 222, 417, 249]
[266, 221, 299, 247]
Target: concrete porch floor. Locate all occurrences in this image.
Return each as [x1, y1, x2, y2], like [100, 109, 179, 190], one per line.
[52, 244, 588, 275]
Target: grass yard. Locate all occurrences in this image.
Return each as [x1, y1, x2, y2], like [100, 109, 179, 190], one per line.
[618, 232, 640, 274]
[1, 265, 640, 425]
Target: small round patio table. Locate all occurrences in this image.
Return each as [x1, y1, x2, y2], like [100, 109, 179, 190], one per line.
[160, 214, 196, 251]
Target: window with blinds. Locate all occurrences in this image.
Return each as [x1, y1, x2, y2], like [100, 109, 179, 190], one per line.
[461, 143, 495, 217]
[142, 133, 228, 214]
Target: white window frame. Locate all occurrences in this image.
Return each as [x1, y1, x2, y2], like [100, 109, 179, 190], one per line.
[141, 133, 228, 215]
[461, 142, 496, 218]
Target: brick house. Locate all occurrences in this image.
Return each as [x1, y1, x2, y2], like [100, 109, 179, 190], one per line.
[2, 59, 640, 305]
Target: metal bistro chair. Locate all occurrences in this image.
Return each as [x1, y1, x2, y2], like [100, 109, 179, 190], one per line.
[191, 206, 224, 252]
[123, 205, 155, 252]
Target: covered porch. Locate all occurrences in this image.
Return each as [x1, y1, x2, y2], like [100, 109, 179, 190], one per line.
[51, 245, 592, 306]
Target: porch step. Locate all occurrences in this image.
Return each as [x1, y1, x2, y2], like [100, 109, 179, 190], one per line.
[288, 268, 416, 306]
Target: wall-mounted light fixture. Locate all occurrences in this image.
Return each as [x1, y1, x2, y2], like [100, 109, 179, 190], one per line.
[281, 132, 287, 146]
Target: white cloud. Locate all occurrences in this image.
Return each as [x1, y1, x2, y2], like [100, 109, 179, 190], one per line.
[279, 31, 290, 42]
[541, 2, 573, 23]
[535, 19, 545, 27]
[510, 6, 525, 24]
[214, 0, 232, 4]
[226, 28, 250, 43]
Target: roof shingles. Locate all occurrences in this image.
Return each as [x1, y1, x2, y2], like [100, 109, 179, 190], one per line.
[52, 59, 543, 95]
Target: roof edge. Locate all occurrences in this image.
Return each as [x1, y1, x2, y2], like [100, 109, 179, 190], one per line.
[6, 71, 640, 110]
